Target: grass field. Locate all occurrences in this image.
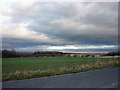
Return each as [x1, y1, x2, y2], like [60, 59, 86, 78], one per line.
[2, 57, 120, 81]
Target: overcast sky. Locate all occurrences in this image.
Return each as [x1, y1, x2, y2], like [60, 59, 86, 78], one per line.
[0, 1, 118, 53]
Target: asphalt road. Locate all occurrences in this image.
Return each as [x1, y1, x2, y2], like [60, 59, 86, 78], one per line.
[2, 67, 119, 88]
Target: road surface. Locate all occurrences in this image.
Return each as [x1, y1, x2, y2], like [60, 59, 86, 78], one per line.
[2, 67, 119, 88]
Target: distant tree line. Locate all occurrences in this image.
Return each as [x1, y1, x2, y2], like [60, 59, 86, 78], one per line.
[34, 51, 63, 54]
[2, 49, 19, 58]
[103, 52, 120, 56]
[1, 50, 64, 58]
[1, 49, 120, 58]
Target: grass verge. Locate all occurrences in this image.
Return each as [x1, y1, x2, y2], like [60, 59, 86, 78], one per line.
[2, 60, 120, 82]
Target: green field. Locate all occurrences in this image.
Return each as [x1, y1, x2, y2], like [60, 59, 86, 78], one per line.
[2, 57, 118, 73]
[2, 57, 119, 81]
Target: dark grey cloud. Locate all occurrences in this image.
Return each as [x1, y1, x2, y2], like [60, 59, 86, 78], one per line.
[2, 37, 65, 49]
[1, 2, 118, 52]
[27, 2, 118, 45]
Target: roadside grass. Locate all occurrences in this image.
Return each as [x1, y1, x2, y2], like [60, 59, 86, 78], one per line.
[2, 58, 120, 81]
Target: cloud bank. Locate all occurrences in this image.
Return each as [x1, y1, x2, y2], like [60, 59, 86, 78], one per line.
[1, 1, 118, 53]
